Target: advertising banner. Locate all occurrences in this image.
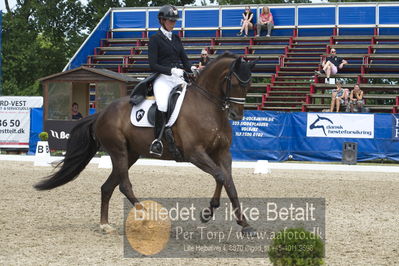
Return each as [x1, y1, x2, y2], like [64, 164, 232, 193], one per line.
[306, 113, 374, 139]
[231, 111, 399, 162]
[44, 120, 77, 150]
[230, 111, 290, 161]
[0, 96, 43, 148]
[393, 114, 399, 140]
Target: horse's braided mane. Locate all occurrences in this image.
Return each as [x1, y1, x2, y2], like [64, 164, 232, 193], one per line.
[200, 51, 239, 74]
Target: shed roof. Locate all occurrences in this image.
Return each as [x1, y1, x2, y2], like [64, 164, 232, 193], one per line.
[39, 66, 138, 83]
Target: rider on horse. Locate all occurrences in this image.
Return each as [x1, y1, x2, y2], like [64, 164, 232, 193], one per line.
[148, 5, 197, 156]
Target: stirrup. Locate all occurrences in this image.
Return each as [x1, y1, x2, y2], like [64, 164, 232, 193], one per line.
[149, 139, 163, 157]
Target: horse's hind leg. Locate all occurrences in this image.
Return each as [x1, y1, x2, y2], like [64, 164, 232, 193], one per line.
[100, 151, 139, 233]
[100, 169, 121, 233]
[117, 152, 142, 207]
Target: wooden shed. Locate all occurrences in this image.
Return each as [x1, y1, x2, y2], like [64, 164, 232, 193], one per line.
[39, 67, 139, 149]
[39, 66, 138, 120]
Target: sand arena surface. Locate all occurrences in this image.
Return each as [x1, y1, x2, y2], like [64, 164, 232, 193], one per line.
[0, 161, 398, 265]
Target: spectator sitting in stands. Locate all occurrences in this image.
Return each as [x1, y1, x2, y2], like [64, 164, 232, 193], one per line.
[237, 6, 254, 37]
[71, 102, 83, 120]
[316, 48, 348, 84]
[349, 84, 364, 113]
[256, 6, 274, 37]
[198, 49, 210, 70]
[330, 81, 349, 112]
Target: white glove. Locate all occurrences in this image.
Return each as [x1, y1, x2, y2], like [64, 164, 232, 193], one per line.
[191, 65, 200, 76]
[171, 68, 184, 78]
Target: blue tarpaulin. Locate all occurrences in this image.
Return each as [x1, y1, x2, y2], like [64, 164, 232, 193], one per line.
[28, 108, 43, 154]
[230, 111, 399, 162]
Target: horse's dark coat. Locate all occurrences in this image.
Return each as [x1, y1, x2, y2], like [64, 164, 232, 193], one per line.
[35, 53, 257, 233]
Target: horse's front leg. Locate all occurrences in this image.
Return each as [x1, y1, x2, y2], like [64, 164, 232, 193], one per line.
[200, 181, 223, 223]
[189, 148, 225, 222]
[219, 151, 256, 235]
[189, 148, 255, 234]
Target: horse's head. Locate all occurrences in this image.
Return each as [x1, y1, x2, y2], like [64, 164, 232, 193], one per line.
[197, 53, 257, 121]
[224, 56, 257, 120]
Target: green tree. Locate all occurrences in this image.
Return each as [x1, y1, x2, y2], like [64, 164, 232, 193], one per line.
[216, 0, 310, 5]
[2, 0, 87, 96]
[85, 0, 121, 33]
[2, 1, 42, 95]
[123, 0, 196, 8]
[329, 0, 393, 2]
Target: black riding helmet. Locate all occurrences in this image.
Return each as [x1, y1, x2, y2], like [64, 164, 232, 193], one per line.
[158, 5, 179, 22]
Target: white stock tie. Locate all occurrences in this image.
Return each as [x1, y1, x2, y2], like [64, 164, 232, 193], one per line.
[165, 31, 172, 41]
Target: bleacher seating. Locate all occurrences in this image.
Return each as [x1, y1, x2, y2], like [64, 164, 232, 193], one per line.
[66, 3, 399, 113]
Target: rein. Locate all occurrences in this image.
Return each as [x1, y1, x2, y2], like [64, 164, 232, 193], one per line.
[189, 60, 251, 110]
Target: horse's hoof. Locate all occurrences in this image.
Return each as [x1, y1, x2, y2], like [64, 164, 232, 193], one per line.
[200, 208, 213, 223]
[100, 224, 116, 234]
[242, 226, 256, 237]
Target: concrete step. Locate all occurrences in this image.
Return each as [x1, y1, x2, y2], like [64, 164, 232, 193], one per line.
[293, 36, 330, 42]
[284, 61, 319, 65]
[261, 106, 303, 111]
[286, 52, 324, 56]
[280, 66, 317, 71]
[273, 80, 311, 84]
[265, 95, 306, 101]
[289, 47, 326, 52]
[275, 75, 314, 80]
[285, 57, 321, 61]
[278, 71, 315, 75]
[263, 101, 305, 105]
[291, 43, 328, 47]
[267, 90, 309, 95]
[270, 85, 310, 89]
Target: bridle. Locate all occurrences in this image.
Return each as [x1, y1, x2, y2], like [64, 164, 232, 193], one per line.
[223, 60, 251, 109]
[189, 59, 251, 110]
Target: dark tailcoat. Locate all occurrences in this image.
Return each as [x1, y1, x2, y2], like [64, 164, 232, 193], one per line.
[148, 30, 192, 75]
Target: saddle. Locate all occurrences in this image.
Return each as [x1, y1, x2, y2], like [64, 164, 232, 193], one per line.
[146, 84, 184, 126]
[129, 74, 186, 161]
[129, 73, 159, 106]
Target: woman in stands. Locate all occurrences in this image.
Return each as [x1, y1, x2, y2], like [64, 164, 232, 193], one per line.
[256, 6, 274, 37]
[148, 5, 196, 156]
[237, 6, 254, 37]
[330, 81, 349, 112]
[349, 84, 364, 112]
[317, 48, 348, 84]
[198, 49, 210, 69]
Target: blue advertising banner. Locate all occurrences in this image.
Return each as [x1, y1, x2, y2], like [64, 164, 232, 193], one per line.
[230, 111, 290, 161]
[230, 111, 399, 162]
[0, 10, 2, 95]
[28, 108, 43, 154]
[393, 114, 399, 140]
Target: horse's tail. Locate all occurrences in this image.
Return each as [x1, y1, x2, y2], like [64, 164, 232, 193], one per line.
[34, 113, 100, 190]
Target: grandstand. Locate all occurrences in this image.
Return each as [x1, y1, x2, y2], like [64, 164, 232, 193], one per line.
[65, 3, 399, 113]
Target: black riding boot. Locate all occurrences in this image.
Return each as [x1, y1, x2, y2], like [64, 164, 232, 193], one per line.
[149, 111, 167, 157]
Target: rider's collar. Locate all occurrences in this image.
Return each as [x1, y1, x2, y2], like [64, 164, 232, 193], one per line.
[160, 27, 172, 40]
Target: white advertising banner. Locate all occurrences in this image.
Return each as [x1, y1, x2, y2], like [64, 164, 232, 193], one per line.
[0, 96, 43, 148]
[306, 113, 374, 139]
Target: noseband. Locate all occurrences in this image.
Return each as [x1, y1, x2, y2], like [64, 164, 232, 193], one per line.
[191, 59, 251, 110]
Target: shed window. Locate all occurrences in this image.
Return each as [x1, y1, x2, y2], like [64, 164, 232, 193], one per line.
[48, 82, 71, 120]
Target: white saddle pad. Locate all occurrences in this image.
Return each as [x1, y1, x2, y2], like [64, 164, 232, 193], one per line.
[130, 84, 187, 127]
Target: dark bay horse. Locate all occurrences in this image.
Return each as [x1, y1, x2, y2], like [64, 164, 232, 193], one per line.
[35, 52, 257, 235]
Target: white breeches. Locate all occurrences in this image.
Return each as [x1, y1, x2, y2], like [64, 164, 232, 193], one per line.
[153, 74, 185, 112]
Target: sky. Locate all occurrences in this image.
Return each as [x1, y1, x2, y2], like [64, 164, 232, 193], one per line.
[0, 0, 325, 13]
